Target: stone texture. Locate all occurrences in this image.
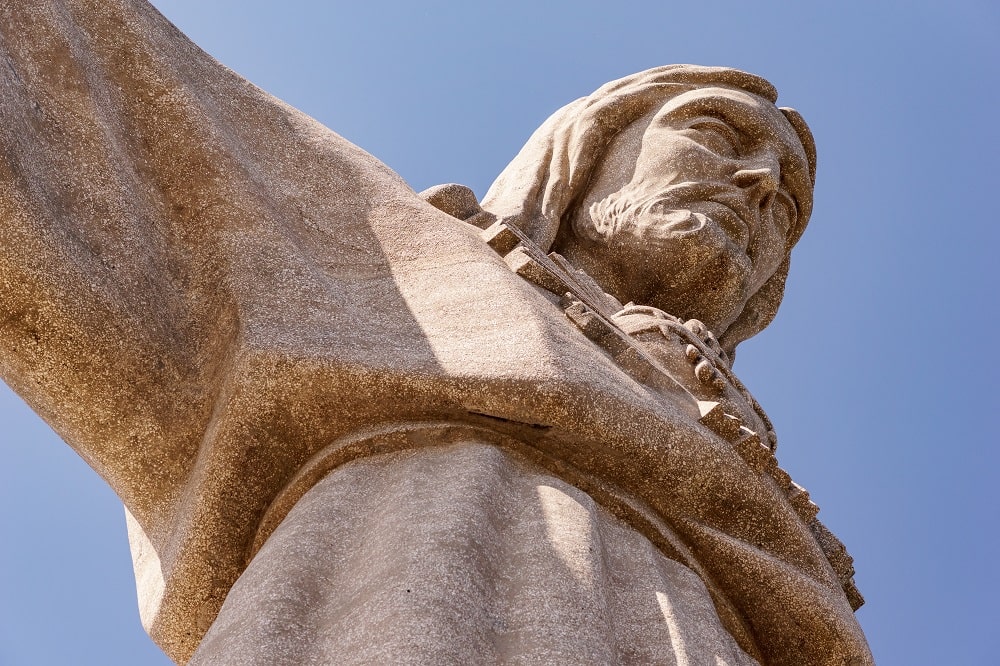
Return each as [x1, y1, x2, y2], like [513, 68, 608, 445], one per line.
[193, 443, 758, 666]
[0, 1, 871, 664]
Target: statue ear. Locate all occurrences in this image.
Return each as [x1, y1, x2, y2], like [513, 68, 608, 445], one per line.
[718, 256, 790, 362]
[780, 107, 817, 187]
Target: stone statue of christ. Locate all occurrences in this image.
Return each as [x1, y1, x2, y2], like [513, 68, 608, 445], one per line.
[0, 1, 870, 664]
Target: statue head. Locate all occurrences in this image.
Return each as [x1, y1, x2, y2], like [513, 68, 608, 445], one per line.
[481, 65, 816, 358]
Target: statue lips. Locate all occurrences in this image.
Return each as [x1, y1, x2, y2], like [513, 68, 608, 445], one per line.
[702, 197, 754, 256]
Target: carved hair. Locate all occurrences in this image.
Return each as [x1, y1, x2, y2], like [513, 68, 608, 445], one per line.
[481, 65, 816, 357]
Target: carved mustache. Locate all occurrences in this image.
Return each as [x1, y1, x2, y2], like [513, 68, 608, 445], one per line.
[593, 181, 757, 253]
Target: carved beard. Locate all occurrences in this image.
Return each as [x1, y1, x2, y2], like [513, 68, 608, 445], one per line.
[574, 184, 755, 330]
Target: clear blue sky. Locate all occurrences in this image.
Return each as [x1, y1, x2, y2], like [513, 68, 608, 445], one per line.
[1, 1, 997, 664]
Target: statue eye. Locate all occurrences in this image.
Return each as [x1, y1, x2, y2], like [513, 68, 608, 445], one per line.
[689, 119, 741, 158]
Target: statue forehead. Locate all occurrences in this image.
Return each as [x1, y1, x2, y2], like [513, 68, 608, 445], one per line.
[640, 86, 813, 208]
[588, 85, 809, 180]
[648, 87, 806, 155]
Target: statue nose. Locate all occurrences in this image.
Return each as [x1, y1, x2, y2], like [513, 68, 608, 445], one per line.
[733, 167, 779, 195]
[733, 167, 780, 218]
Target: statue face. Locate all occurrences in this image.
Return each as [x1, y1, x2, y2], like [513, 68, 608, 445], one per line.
[558, 86, 812, 333]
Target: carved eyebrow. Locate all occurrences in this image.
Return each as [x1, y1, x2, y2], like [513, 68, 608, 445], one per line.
[664, 96, 761, 128]
[686, 115, 744, 153]
[687, 113, 741, 132]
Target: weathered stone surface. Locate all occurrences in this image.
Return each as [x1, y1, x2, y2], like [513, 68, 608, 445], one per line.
[193, 443, 759, 665]
[0, 1, 870, 664]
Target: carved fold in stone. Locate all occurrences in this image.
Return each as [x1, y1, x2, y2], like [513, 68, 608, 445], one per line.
[696, 401, 742, 442]
[683, 318, 729, 366]
[613, 308, 775, 442]
[563, 300, 606, 339]
[504, 247, 572, 295]
[733, 426, 776, 474]
[844, 580, 866, 611]
[788, 481, 820, 522]
[481, 220, 521, 255]
[695, 357, 726, 392]
[768, 466, 793, 491]
[559, 291, 862, 610]
[547, 251, 624, 316]
[808, 519, 864, 610]
[421, 183, 497, 228]
[564, 301, 624, 354]
[699, 404, 777, 475]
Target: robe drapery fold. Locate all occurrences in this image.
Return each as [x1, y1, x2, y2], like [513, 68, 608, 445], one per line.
[190, 442, 760, 666]
[0, 1, 871, 664]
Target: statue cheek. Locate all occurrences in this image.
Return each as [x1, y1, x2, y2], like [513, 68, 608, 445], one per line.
[747, 229, 787, 290]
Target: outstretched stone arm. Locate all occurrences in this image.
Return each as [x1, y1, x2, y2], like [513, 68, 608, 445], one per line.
[0, 0, 422, 522]
[0, 0, 227, 520]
